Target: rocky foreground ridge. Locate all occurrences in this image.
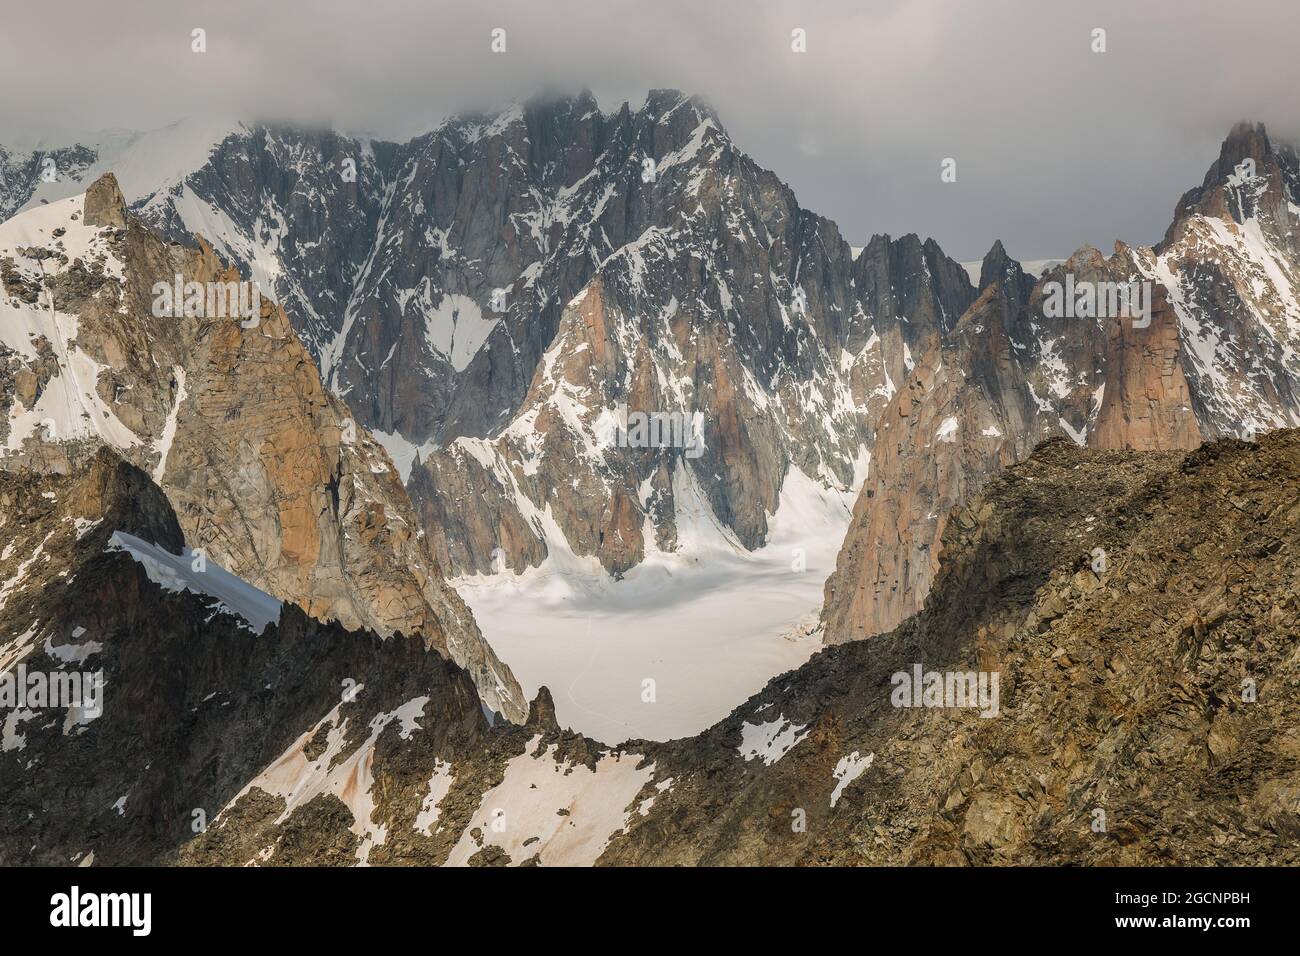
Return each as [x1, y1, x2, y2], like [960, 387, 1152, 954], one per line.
[5, 432, 1295, 865]
[604, 431, 1300, 864]
[0, 452, 497, 864]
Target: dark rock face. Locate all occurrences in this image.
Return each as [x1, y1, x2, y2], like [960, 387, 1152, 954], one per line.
[977, 239, 1033, 305]
[127, 91, 978, 575]
[0, 454, 492, 865]
[525, 685, 559, 732]
[137, 96, 640, 446]
[1146, 121, 1300, 433]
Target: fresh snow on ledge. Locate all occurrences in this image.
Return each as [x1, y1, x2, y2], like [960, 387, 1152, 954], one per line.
[0, 195, 142, 456]
[152, 367, 187, 482]
[370, 427, 438, 483]
[107, 532, 282, 634]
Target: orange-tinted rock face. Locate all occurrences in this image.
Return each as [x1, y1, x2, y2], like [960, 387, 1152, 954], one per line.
[0, 176, 525, 721]
[1090, 282, 1201, 452]
[823, 284, 1041, 643]
[82, 171, 127, 229]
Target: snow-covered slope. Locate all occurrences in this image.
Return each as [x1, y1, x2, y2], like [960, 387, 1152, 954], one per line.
[0, 120, 238, 220]
[456, 464, 854, 742]
[0, 194, 139, 455]
[108, 530, 283, 634]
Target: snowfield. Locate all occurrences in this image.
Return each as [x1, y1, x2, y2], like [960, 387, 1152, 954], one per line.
[455, 465, 856, 744]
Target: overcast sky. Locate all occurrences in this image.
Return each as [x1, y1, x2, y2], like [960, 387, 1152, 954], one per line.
[2, 0, 1297, 260]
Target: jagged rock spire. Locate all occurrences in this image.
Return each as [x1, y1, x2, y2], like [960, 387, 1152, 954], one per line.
[83, 172, 126, 228]
[978, 239, 1033, 305]
[1202, 121, 1272, 189]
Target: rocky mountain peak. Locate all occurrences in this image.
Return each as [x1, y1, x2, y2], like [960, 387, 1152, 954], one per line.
[525, 685, 560, 732]
[1202, 120, 1273, 189]
[642, 87, 718, 122]
[978, 239, 1032, 304]
[981, 237, 1009, 263]
[1162, 121, 1300, 247]
[82, 172, 126, 228]
[1061, 243, 1106, 272]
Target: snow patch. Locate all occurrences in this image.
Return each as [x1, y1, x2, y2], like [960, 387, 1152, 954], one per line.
[107, 531, 282, 634]
[445, 736, 655, 866]
[830, 751, 874, 807]
[738, 715, 809, 766]
[423, 293, 498, 372]
[152, 367, 187, 482]
[414, 760, 455, 836]
[222, 694, 429, 865]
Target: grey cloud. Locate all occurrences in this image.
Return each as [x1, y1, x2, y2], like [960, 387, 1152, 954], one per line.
[1, 0, 1296, 259]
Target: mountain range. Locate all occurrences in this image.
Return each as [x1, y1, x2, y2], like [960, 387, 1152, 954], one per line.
[2, 91, 1299, 864]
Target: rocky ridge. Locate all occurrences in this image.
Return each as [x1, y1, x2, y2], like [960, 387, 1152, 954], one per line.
[0, 176, 523, 720]
[8, 431, 1295, 865]
[0, 451, 495, 864]
[822, 121, 1300, 642]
